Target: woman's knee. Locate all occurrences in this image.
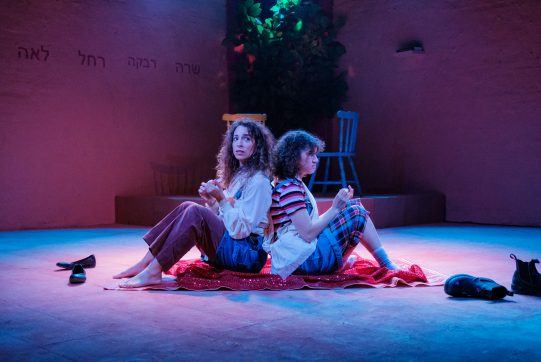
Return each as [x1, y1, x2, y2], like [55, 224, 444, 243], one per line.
[344, 204, 367, 216]
[178, 201, 197, 210]
[170, 202, 202, 220]
[183, 202, 207, 218]
[174, 201, 197, 214]
[343, 205, 368, 228]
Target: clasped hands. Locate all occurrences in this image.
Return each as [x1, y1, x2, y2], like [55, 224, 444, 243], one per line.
[198, 179, 225, 205]
[331, 185, 355, 211]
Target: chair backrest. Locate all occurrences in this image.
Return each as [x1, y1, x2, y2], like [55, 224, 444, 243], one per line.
[151, 162, 188, 195]
[336, 110, 359, 154]
[222, 113, 266, 127]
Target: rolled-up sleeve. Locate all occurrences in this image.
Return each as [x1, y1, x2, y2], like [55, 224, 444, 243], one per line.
[219, 175, 272, 239]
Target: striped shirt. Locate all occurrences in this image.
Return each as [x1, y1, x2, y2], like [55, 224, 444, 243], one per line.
[270, 178, 307, 227]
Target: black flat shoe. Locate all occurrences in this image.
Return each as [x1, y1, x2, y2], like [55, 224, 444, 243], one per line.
[69, 264, 86, 284]
[444, 274, 513, 300]
[510, 254, 541, 296]
[57, 254, 96, 269]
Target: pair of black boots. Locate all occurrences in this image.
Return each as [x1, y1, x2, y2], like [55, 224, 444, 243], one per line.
[56, 254, 96, 284]
[445, 254, 541, 300]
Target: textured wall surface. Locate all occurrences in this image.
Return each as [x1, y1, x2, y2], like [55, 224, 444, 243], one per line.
[0, 1, 228, 230]
[336, 0, 541, 225]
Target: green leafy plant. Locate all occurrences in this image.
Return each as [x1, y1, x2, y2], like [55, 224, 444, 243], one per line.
[223, 0, 348, 136]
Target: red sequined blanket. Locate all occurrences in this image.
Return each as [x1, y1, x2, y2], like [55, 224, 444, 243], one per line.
[106, 255, 446, 291]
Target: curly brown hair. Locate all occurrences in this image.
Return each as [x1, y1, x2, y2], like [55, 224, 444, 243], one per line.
[216, 119, 275, 188]
[272, 130, 325, 179]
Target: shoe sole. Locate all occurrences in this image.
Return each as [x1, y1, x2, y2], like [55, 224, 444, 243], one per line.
[57, 263, 96, 269]
[479, 286, 508, 300]
[511, 283, 541, 296]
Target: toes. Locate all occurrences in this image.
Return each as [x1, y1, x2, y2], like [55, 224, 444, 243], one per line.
[119, 279, 136, 288]
[113, 272, 130, 279]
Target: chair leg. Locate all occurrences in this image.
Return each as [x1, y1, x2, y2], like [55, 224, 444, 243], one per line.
[347, 156, 362, 195]
[323, 157, 331, 194]
[338, 156, 347, 189]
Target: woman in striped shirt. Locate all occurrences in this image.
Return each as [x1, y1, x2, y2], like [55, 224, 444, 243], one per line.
[267, 130, 398, 279]
[114, 119, 274, 287]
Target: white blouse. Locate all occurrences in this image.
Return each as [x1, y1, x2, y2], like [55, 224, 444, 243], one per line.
[265, 181, 319, 279]
[217, 171, 272, 239]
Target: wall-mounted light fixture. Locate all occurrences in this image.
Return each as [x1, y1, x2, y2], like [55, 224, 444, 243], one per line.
[396, 40, 425, 54]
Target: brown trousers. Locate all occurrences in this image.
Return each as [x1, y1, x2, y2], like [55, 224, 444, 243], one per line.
[143, 201, 226, 271]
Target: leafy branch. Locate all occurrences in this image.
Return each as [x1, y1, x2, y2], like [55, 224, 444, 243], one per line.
[223, 0, 348, 136]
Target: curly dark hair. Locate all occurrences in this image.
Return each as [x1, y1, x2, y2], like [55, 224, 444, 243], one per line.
[272, 130, 325, 179]
[216, 119, 275, 188]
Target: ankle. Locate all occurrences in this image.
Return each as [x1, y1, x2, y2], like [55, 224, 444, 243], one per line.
[382, 260, 399, 270]
[371, 246, 396, 269]
[146, 260, 163, 275]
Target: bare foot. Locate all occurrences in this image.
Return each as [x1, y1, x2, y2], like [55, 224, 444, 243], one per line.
[113, 262, 149, 279]
[119, 266, 163, 288]
[113, 251, 154, 279]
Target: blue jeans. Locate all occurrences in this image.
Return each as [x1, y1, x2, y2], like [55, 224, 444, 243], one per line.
[294, 205, 368, 275]
[293, 229, 342, 275]
[214, 231, 268, 273]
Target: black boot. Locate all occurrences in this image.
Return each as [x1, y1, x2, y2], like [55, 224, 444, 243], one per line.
[444, 274, 513, 300]
[510, 254, 541, 296]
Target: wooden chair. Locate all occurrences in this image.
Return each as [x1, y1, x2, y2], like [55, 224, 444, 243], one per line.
[308, 110, 362, 194]
[151, 162, 189, 195]
[222, 113, 266, 127]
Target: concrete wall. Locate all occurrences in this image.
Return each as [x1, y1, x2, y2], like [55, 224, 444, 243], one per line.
[0, 0, 228, 230]
[335, 0, 541, 226]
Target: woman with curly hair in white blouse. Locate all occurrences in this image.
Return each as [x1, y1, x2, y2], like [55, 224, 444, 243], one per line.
[114, 119, 275, 287]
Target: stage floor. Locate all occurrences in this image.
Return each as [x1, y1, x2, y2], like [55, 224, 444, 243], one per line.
[1, 223, 540, 360]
